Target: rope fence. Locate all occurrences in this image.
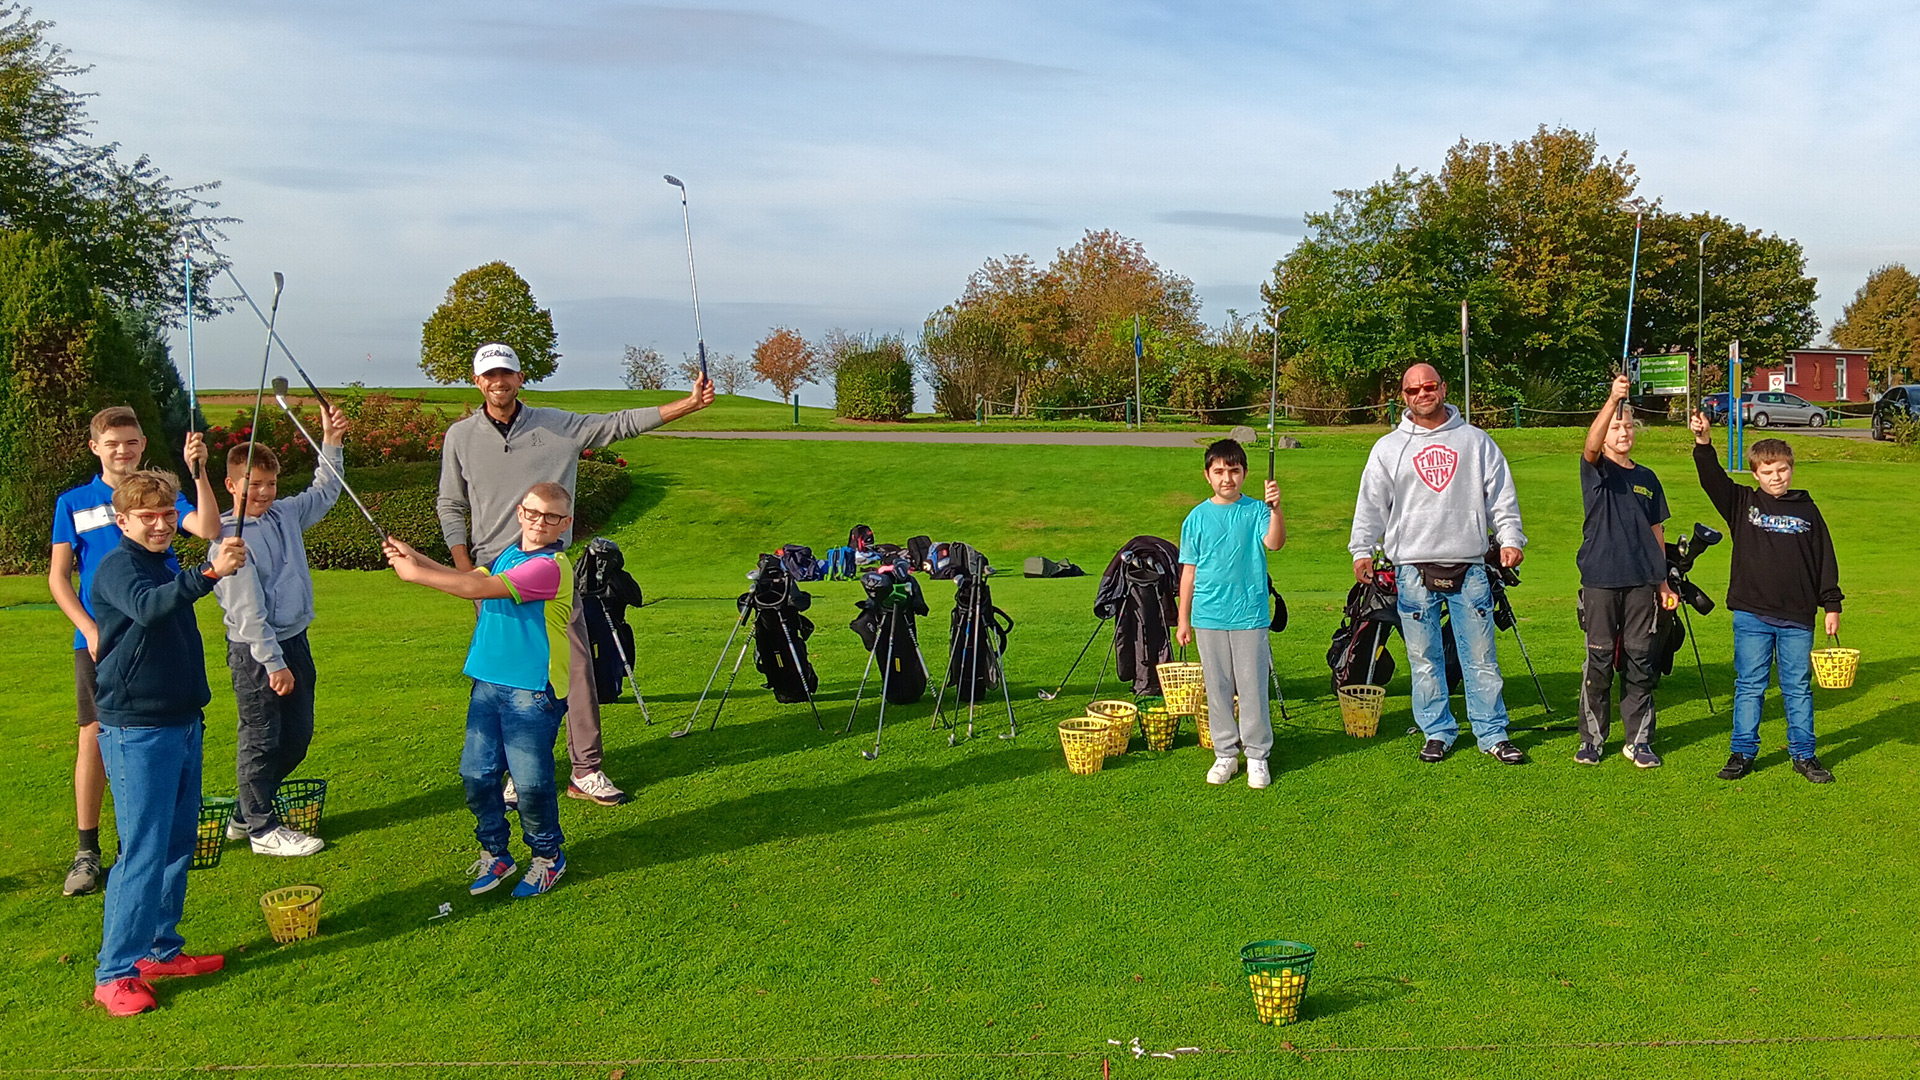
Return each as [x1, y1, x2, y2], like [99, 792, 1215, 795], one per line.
[970, 393, 1885, 429]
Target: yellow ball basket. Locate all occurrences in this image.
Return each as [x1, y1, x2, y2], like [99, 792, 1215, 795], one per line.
[1085, 700, 1137, 756]
[1337, 684, 1385, 737]
[1141, 706, 1180, 752]
[1811, 635, 1859, 690]
[260, 885, 324, 943]
[1157, 661, 1207, 717]
[1058, 718, 1110, 775]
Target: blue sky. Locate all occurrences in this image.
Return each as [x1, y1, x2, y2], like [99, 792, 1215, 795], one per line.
[52, 1, 1920, 403]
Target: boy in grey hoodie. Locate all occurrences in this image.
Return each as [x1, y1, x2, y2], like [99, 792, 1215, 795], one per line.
[1349, 364, 1528, 764]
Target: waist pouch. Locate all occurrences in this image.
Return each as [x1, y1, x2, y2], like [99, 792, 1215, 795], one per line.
[1416, 562, 1472, 592]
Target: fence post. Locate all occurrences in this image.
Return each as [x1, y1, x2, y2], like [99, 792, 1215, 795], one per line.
[976, 396, 983, 426]
[793, 393, 800, 426]
[1512, 403, 1521, 429]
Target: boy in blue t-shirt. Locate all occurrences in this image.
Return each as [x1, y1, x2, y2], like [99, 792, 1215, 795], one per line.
[48, 406, 220, 898]
[384, 482, 576, 898]
[1176, 439, 1286, 789]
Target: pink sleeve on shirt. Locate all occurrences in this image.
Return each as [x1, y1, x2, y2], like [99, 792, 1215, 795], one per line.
[500, 555, 561, 602]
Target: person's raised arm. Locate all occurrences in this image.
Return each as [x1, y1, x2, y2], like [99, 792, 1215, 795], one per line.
[288, 403, 348, 530]
[101, 537, 244, 625]
[1689, 410, 1736, 523]
[1263, 480, 1286, 551]
[384, 537, 511, 600]
[1584, 374, 1631, 464]
[180, 432, 222, 540]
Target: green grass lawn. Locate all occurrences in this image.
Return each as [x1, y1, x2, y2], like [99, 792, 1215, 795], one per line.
[3, 426, 1916, 1078]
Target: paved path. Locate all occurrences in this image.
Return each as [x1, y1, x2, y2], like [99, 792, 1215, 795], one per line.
[659, 430, 1226, 447]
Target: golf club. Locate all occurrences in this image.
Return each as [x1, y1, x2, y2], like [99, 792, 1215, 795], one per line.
[676, 605, 749, 737]
[1267, 304, 1289, 482]
[183, 252, 200, 479]
[270, 377, 385, 542]
[236, 272, 284, 544]
[1036, 618, 1106, 701]
[210, 256, 333, 411]
[663, 174, 707, 379]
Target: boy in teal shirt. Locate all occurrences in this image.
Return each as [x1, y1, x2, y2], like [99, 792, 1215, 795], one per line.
[384, 482, 576, 898]
[1176, 439, 1286, 788]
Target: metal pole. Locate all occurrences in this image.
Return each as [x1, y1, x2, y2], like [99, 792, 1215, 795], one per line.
[1132, 314, 1142, 430]
[1729, 339, 1743, 471]
[183, 253, 199, 479]
[1695, 233, 1707, 422]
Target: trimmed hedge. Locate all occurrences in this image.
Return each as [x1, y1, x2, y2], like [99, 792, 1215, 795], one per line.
[834, 338, 915, 421]
[175, 459, 632, 571]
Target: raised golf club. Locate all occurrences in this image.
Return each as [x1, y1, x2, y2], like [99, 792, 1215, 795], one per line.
[236, 272, 284, 543]
[270, 377, 385, 542]
[1267, 304, 1290, 482]
[663, 173, 708, 378]
[211, 256, 335, 411]
[182, 251, 200, 479]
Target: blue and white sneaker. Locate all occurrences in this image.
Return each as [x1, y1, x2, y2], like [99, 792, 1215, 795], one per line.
[511, 852, 566, 898]
[467, 850, 517, 895]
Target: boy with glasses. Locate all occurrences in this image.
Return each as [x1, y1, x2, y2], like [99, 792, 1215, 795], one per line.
[384, 483, 577, 896]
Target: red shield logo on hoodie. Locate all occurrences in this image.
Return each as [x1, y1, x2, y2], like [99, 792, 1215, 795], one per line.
[1411, 445, 1458, 492]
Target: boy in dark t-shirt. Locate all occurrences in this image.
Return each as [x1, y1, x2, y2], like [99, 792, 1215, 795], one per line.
[1575, 376, 1679, 768]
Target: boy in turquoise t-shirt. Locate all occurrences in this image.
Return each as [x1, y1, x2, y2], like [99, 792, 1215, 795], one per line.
[384, 482, 576, 898]
[1176, 439, 1286, 789]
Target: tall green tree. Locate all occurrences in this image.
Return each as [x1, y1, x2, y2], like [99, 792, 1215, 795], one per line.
[418, 261, 559, 384]
[0, 229, 165, 571]
[1632, 213, 1820, 393]
[0, 6, 226, 318]
[1830, 264, 1919, 388]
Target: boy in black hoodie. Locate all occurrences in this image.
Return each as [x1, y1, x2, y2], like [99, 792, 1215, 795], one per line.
[1690, 411, 1842, 783]
[87, 471, 246, 1016]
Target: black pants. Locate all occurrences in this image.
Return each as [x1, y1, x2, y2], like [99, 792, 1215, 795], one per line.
[228, 631, 317, 838]
[1579, 585, 1659, 746]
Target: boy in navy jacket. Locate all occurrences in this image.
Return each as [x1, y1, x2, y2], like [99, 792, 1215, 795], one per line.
[88, 470, 245, 1016]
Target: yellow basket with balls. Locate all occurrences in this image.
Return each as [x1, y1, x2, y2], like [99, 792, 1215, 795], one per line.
[1337, 684, 1386, 738]
[1085, 700, 1137, 756]
[260, 885, 325, 944]
[1241, 940, 1316, 1025]
[1810, 635, 1858, 690]
[1157, 661, 1206, 717]
[1058, 718, 1110, 775]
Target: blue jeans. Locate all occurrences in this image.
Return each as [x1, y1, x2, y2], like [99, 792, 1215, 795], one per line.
[1730, 611, 1816, 759]
[95, 719, 202, 984]
[1396, 564, 1511, 750]
[463, 680, 566, 858]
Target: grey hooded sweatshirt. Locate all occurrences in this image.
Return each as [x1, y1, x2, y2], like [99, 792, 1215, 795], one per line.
[1348, 404, 1526, 565]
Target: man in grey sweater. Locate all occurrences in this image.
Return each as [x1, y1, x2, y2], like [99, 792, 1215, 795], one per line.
[1349, 364, 1529, 765]
[437, 343, 713, 804]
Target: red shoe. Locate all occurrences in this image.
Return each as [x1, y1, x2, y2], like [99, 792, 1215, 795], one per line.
[136, 953, 225, 978]
[93, 977, 156, 1016]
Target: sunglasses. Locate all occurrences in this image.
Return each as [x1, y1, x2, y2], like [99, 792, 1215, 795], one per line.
[518, 506, 571, 527]
[1401, 381, 1441, 397]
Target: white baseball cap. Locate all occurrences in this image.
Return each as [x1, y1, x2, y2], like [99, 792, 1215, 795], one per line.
[473, 343, 521, 376]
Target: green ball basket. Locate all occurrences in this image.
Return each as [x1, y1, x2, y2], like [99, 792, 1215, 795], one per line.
[273, 778, 328, 836]
[1241, 940, 1316, 1025]
[193, 796, 236, 871]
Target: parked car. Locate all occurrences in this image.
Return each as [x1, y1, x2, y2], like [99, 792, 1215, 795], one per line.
[1740, 391, 1829, 428]
[1870, 385, 1920, 440]
[1699, 392, 1731, 423]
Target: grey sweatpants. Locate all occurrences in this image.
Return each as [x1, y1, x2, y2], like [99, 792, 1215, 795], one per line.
[1195, 628, 1273, 762]
[564, 603, 601, 775]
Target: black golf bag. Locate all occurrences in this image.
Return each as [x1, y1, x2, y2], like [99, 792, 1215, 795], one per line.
[745, 553, 819, 703]
[947, 564, 1013, 706]
[851, 564, 930, 704]
[1093, 536, 1179, 695]
[576, 538, 644, 702]
[774, 543, 823, 582]
[1327, 564, 1462, 693]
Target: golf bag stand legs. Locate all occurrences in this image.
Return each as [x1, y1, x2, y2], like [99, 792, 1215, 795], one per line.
[860, 606, 902, 760]
[677, 609, 747, 737]
[1681, 603, 1715, 714]
[776, 612, 825, 730]
[1507, 617, 1553, 713]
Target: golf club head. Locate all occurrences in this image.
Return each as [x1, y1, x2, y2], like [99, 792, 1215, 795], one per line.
[271, 271, 284, 302]
[664, 174, 683, 189]
[1272, 304, 1291, 320]
[668, 727, 692, 739]
[1035, 689, 1057, 701]
[271, 376, 290, 399]
[860, 750, 877, 760]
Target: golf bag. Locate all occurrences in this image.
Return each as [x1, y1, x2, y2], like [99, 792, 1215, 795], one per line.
[774, 543, 823, 582]
[746, 553, 819, 703]
[850, 564, 930, 704]
[1024, 556, 1085, 578]
[1326, 564, 1462, 693]
[576, 538, 644, 702]
[823, 546, 857, 580]
[1093, 536, 1180, 695]
[948, 575, 1013, 705]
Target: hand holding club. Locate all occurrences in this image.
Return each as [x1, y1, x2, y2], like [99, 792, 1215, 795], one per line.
[319, 401, 350, 446]
[1500, 546, 1525, 569]
[210, 537, 248, 578]
[690, 371, 715, 410]
[1353, 557, 1374, 585]
[1689, 409, 1711, 444]
[383, 537, 421, 580]
[1263, 479, 1281, 509]
[1607, 373, 1631, 403]
[183, 431, 208, 475]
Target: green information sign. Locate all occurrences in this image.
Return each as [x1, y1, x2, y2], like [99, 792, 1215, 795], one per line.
[1636, 353, 1689, 397]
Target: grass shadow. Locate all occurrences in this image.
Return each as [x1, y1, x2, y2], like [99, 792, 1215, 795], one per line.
[1305, 973, 1419, 1021]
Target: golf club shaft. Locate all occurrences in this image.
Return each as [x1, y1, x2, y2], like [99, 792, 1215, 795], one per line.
[221, 263, 332, 410]
[1038, 618, 1106, 701]
[1682, 603, 1714, 714]
[273, 393, 385, 542]
[1267, 305, 1288, 483]
[671, 182, 707, 378]
[707, 634, 753, 733]
[237, 274, 284, 544]
[845, 628, 879, 733]
[595, 599, 651, 724]
[184, 253, 199, 479]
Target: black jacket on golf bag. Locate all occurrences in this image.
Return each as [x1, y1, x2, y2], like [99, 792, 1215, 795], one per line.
[744, 553, 819, 703]
[576, 538, 644, 702]
[850, 569, 930, 704]
[1093, 535, 1179, 695]
[948, 574, 1013, 705]
[1326, 567, 1462, 693]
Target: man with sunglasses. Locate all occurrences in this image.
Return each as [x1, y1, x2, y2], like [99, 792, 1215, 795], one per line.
[1349, 364, 1529, 764]
[437, 343, 714, 806]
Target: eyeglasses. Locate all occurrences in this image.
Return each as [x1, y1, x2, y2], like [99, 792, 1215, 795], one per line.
[1401, 381, 1441, 397]
[518, 505, 571, 527]
[128, 510, 178, 527]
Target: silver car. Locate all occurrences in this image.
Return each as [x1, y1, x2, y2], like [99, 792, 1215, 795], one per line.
[1740, 391, 1829, 428]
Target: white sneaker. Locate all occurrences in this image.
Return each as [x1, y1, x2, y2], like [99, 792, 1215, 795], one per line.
[1247, 759, 1272, 789]
[250, 825, 323, 857]
[1206, 758, 1240, 785]
[567, 769, 626, 806]
[226, 816, 248, 841]
[502, 775, 518, 808]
